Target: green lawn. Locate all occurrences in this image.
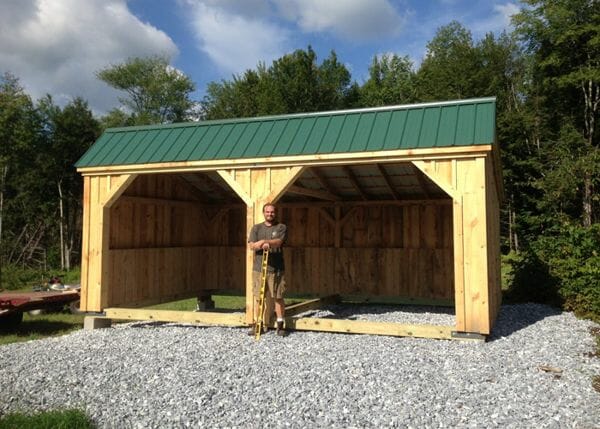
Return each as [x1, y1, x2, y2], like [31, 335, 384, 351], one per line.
[0, 409, 95, 429]
[0, 311, 85, 346]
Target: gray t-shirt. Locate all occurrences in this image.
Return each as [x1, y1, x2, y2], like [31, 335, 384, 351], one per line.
[248, 222, 287, 273]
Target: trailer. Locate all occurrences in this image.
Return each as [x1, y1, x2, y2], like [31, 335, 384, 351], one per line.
[0, 288, 81, 328]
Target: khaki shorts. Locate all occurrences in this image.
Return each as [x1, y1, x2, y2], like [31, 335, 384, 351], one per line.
[253, 271, 286, 299]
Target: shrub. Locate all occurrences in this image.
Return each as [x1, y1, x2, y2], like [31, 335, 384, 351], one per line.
[505, 224, 600, 322]
[533, 224, 600, 322]
[0, 264, 81, 290]
[0, 264, 47, 290]
[503, 250, 562, 307]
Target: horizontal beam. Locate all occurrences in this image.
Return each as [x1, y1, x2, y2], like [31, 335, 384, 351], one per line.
[277, 199, 451, 208]
[104, 308, 245, 326]
[285, 317, 454, 340]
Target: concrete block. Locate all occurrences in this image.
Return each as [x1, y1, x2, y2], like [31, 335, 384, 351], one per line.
[84, 316, 112, 330]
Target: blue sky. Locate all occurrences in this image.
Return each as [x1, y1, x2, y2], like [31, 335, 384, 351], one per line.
[0, 0, 521, 115]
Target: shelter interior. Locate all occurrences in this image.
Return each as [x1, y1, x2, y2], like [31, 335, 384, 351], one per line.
[105, 161, 455, 311]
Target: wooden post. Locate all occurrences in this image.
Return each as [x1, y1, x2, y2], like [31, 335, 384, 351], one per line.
[218, 167, 304, 325]
[80, 174, 136, 312]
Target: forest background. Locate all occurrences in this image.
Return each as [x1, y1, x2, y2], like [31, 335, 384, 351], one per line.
[1, 0, 598, 321]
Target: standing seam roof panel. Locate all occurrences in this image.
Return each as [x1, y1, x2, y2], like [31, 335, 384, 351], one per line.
[303, 115, 331, 154]
[320, 115, 346, 152]
[352, 112, 377, 152]
[77, 132, 112, 166]
[334, 114, 360, 153]
[173, 126, 210, 161]
[418, 107, 442, 148]
[474, 103, 494, 143]
[365, 111, 392, 152]
[189, 125, 224, 160]
[244, 121, 276, 157]
[256, 119, 288, 157]
[75, 98, 496, 168]
[271, 118, 302, 156]
[382, 110, 408, 150]
[455, 104, 476, 145]
[127, 130, 155, 164]
[98, 132, 136, 166]
[288, 117, 316, 154]
[202, 123, 237, 159]
[163, 126, 197, 160]
[91, 132, 127, 166]
[401, 109, 425, 148]
[229, 122, 260, 158]
[149, 128, 185, 162]
[437, 106, 459, 147]
[213, 123, 247, 159]
[119, 131, 150, 164]
[144, 129, 178, 163]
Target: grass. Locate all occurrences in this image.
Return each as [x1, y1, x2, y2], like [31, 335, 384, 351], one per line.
[0, 409, 95, 429]
[148, 295, 247, 311]
[0, 311, 85, 346]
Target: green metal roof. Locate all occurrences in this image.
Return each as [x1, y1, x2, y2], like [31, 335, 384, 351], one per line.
[76, 97, 496, 168]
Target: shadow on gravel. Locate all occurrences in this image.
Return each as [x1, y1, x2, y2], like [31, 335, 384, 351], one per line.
[487, 303, 562, 341]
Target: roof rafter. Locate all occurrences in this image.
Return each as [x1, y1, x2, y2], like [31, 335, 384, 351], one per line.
[310, 167, 341, 199]
[376, 163, 400, 201]
[288, 185, 341, 201]
[342, 166, 368, 200]
[179, 173, 231, 201]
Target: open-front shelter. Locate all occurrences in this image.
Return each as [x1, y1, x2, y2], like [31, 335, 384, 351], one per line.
[76, 97, 502, 340]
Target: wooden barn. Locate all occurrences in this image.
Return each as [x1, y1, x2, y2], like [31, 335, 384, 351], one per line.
[76, 97, 502, 340]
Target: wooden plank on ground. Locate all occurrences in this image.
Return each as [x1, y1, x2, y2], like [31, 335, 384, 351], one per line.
[286, 317, 454, 340]
[104, 308, 246, 326]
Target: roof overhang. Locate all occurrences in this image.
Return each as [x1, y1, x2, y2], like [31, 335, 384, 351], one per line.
[77, 145, 493, 176]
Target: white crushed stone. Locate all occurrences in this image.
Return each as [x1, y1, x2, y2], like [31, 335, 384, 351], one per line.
[0, 303, 598, 428]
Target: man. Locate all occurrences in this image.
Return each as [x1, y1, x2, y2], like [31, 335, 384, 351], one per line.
[248, 203, 287, 336]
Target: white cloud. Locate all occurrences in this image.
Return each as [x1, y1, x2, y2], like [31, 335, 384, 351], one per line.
[276, 0, 405, 41]
[0, 0, 178, 113]
[494, 2, 521, 27]
[185, 1, 288, 75]
[469, 2, 521, 36]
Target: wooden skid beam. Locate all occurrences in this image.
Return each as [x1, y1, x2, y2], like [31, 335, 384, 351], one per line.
[104, 308, 245, 326]
[286, 317, 454, 340]
[283, 295, 340, 318]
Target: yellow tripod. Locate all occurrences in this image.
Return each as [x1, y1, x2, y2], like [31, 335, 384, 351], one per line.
[254, 248, 269, 340]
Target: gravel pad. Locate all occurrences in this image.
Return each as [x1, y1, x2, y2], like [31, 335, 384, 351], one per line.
[0, 303, 599, 428]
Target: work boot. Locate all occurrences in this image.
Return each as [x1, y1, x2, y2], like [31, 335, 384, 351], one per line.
[276, 321, 286, 337]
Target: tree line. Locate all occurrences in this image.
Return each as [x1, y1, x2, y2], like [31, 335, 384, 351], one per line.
[1, 0, 598, 319]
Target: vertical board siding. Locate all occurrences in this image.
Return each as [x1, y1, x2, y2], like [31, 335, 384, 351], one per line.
[278, 203, 454, 300]
[105, 174, 246, 308]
